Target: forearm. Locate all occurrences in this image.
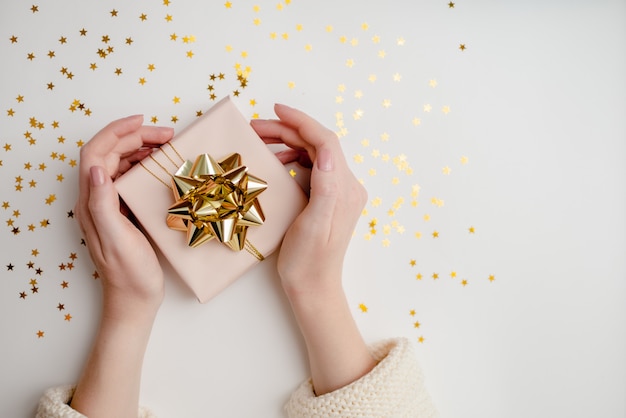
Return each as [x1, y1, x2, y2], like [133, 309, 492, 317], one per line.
[70, 312, 156, 418]
[286, 282, 377, 396]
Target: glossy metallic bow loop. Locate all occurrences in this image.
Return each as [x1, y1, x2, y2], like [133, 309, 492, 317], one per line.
[166, 153, 267, 252]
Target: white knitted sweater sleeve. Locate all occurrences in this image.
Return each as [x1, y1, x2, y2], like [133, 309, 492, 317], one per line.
[284, 338, 438, 418]
[36, 385, 156, 418]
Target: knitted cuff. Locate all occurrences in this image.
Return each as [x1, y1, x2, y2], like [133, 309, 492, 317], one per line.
[36, 385, 157, 418]
[284, 338, 438, 418]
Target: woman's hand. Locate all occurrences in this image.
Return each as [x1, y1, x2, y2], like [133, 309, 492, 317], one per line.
[251, 104, 367, 298]
[75, 114, 174, 320]
[252, 105, 376, 396]
[71, 115, 173, 417]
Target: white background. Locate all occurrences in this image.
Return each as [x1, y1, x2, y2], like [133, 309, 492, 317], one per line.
[1, 1, 624, 417]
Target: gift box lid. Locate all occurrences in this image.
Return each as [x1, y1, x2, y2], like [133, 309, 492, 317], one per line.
[114, 96, 307, 303]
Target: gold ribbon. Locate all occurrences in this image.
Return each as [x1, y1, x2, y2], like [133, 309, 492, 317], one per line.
[165, 153, 267, 257]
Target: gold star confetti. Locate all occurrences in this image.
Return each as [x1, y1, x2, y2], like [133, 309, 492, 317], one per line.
[110, 9, 118, 17]
[10, 35, 18, 43]
[224, 1, 232, 8]
[469, 226, 475, 234]
[418, 336, 424, 343]
[423, 104, 432, 112]
[396, 37, 406, 46]
[409, 310, 416, 316]
[36, 330, 44, 338]
[413, 321, 421, 328]
[358, 303, 368, 313]
[432, 230, 439, 238]
[488, 275, 496, 282]
[416, 273, 423, 280]
[442, 166, 451, 175]
[409, 259, 416, 267]
[139, 13, 148, 21]
[461, 279, 468, 286]
[459, 43, 466, 51]
[450, 271, 457, 278]
[460, 155, 469, 164]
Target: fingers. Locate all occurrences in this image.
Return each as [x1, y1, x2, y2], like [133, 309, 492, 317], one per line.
[273, 104, 339, 150]
[273, 149, 313, 167]
[87, 166, 131, 251]
[300, 148, 338, 242]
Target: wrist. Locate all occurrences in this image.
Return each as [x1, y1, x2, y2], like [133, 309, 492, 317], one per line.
[101, 291, 161, 327]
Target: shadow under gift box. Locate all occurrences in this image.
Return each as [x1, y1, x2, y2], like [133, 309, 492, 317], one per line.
[114, 96, 308, 303]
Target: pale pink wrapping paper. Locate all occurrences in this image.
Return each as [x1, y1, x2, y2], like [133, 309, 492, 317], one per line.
[114, 97, 307, 303]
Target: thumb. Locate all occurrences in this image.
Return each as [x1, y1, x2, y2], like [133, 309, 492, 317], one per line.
[302, 148, 338, 235]
[88, 166, 127, 247]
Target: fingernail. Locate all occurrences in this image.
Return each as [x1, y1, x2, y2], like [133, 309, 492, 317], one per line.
[317, 148, 334, 172]
[90, 166, 105, 186]
[274, 103, 293, 111]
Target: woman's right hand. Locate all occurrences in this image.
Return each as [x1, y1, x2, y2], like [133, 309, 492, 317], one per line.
[252, 105, 375, 396]
[251, 104, 367, 298]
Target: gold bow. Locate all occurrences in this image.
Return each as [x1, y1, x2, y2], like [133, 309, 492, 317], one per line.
[166, 153, 267, 252]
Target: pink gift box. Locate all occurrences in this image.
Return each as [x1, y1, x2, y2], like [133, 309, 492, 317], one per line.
[115, 97, 307, 303]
